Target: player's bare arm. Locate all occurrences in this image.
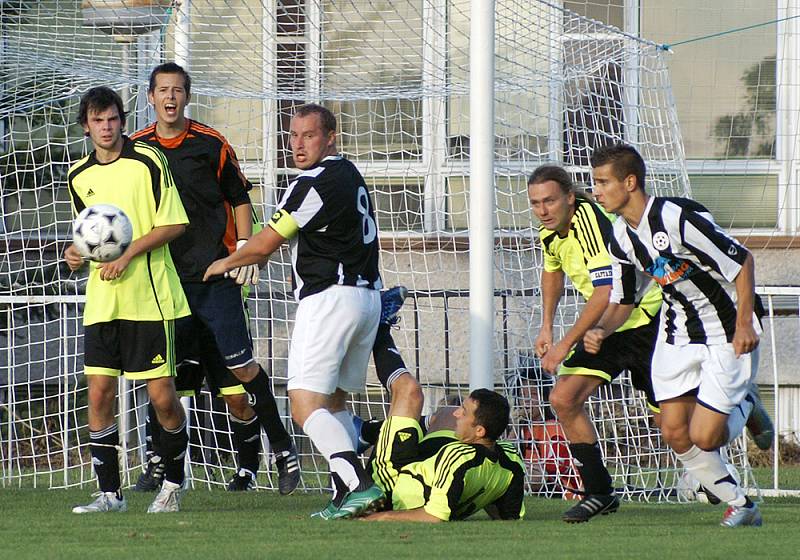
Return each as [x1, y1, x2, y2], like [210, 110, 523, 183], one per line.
[535, 269, 564, 358]
[63, 244, 85, 271]
[583, 302, 634, 354]
[732, 251, 759, 357]
[226, 202, 260, 285]
[97, 223, 186, 281]
[361, 508, 442, 523]
[541, 284, 611, 374]
[232, 202, 254, 240]
[204, 225, 286, 281]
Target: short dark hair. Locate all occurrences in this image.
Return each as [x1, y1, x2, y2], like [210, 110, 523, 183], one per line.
[528, 164, 574, 194]
[469, 388, 510, 441]
[590, 143, 647, 191]
[77, 86, 126, 128]
[528, 164, 594, 202]
[294, 103, 337, 135]
[148, 62, 192, 95]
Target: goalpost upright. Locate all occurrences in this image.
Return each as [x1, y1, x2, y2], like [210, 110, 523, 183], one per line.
[469, 0, 496, 392]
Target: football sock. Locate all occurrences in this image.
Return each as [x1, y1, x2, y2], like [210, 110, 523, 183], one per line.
[332, 410, 360, 450]
[569, 442, 613, 495]
[160, 419, 189, 486]
[230, 413, 261, 474]
[146, 401, 163, 458]
[304, 408, 372, 492]
[330, 472, 349, 507]
[372, 325, 409, 391]
[361, 418, 383, 446]
[90, 424, 121, 494]
[242, 366, 291, 452]
[676, 445, 746, 506]
[725, 396, 755, 445]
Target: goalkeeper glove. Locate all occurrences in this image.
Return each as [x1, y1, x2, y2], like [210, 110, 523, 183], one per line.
[226, 239, 260, 286]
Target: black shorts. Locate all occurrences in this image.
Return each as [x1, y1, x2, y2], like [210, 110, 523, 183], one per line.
[84, 319, 176, 380]
[181, 279, 254, 368]
[560, 319, 659, 410]
[174, 315, 245, 397]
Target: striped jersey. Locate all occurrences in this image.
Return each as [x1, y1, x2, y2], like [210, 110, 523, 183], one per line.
[392, 439, 526, 521]
[131, 120, 253, 282]
[608, 196, 749, 345]
[540, 196, 661, 331]
[268, 155, 382, 301]
[67, 137, 190, 325]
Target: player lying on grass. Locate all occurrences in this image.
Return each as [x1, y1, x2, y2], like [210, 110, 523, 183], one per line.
[335, 298, 525, 522]
[587, 143, 765, 528]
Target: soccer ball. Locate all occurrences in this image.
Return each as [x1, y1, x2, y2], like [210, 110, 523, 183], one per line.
[72, 204, 133, 262]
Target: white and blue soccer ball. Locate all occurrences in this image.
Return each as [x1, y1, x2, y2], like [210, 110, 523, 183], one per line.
[72, 204, 133, 262]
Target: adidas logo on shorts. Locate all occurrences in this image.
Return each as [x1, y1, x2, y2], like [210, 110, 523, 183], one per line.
[151, 354, 165, 365]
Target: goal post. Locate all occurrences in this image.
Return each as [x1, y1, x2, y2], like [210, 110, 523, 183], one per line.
[0, 0, 761, 500]
[469, 0, 495, 392]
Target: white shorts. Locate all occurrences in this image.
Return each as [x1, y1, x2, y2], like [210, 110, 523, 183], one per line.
[651, 340, 752, 414]
[287, 285, 381, 394]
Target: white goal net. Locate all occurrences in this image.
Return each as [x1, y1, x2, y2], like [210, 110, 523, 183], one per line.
[0, 0, 755, 500]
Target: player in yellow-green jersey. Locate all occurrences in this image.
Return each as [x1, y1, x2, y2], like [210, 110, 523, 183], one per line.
[65, 86, 190, 515]
[322, 297, 525, 522]
[528, 164, 662, 523]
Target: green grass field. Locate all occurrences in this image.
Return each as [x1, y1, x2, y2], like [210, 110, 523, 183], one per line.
[2, 486, 798, 560]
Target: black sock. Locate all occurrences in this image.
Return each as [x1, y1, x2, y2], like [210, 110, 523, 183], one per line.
[372, 325, 408, 391]
[331, 472, 349, 507]
[230, 414, 261, 474]
[146, 401, 163, 461]
[330, 450, 373, 492]
[242, 366, 291, 451]
[160, 419, 189, 486]
[90, 425, 120, 493]
[569, 442, 613, 495]
[361, 419, 383, 446]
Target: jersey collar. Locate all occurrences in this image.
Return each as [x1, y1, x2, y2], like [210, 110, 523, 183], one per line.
[152, 119, 192, 149]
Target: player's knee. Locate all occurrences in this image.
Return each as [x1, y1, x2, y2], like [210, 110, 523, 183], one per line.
[231, 361, 259, 383]
[660, 422, 690, 449]
[548, 388, 582, 416]
[87, 383, 115, 410]
[393, 375, 423, 408]
[224, 393, 253, 419]
[148, 389, 181, 418]
[690, 429, 724, 452]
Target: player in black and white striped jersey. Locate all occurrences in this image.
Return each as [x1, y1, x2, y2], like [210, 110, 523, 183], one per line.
[584, 144, 763, 528]
[204, 104, 384, 519]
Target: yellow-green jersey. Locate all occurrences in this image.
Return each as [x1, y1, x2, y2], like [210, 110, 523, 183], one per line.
[392, 439, 526, 521]
[67, 137, 191, 326]
[539, 196, 661, 331]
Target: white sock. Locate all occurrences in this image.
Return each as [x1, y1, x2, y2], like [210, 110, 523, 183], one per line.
[332, 410, 359, 450]
[725, 396, 754, 445]
[676, 445, 746, 506]
[303, 408, 360, 491]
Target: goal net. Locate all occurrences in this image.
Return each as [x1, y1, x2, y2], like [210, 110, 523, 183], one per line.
[0, 0, 755, 500]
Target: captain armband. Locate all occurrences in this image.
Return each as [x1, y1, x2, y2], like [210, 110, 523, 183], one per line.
[268, 209, 300, 239]
[589, 265, 613, 287]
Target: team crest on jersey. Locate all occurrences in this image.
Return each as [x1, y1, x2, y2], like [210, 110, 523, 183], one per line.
[645, 256, 698, 286]
[652, 231, 670, 251]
